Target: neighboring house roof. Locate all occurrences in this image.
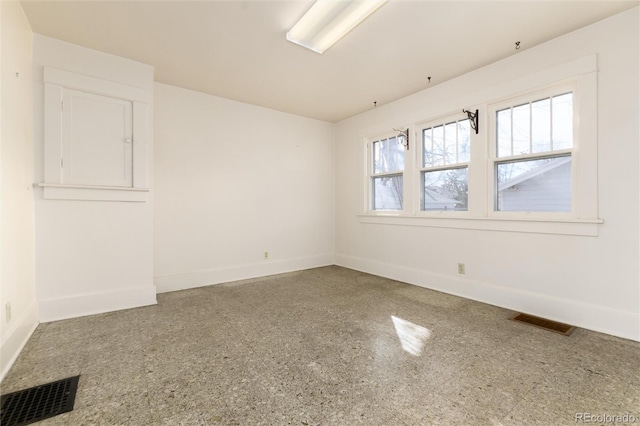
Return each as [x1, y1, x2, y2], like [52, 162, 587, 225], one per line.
[497, 156, 571, 192]
[424, 188, 460, 205]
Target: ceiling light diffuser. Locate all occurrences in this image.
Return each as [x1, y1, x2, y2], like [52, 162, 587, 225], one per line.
[286, 0, 388, 54]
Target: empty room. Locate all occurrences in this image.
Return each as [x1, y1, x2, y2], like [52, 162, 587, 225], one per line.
[1, 0, 639, 424]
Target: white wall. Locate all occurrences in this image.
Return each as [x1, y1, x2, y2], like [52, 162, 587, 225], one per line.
[32, 35, 156, 321]
[154, 83, 334, 292]
[0, 0, 38, 380]
[335, 8, 640, 341]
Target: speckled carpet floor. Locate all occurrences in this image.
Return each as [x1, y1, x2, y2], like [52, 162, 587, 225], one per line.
[2, 266, 639, 425]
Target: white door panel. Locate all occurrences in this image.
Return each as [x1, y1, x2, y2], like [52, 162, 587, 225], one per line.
[62, 89, 133, 187]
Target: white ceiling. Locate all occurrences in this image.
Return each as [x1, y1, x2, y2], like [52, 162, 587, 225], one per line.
[21, 0, 638, 122]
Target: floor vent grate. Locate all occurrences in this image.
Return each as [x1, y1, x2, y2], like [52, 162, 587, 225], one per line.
[0, 375, 80, 426]
[511, 313, 575, 336]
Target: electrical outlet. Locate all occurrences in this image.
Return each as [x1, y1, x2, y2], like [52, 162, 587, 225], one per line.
[5, 303, 11, 323]
[457, 263, 466, 275]
[264, 251, 269, 260]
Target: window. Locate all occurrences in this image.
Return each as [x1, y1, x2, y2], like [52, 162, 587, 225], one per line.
[370, 135, 405, 210]
[420, 117, 470, 211]
[361, 55, 599, 235]
[490, 90, 574, 213]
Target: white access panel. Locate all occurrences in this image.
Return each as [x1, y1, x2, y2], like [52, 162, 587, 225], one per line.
[62, 89, 133, 187]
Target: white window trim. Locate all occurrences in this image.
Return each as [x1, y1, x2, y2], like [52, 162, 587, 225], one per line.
[40, 67, 150, 202]
[357, 214, 602, 236]
[359, 55, 602, 236]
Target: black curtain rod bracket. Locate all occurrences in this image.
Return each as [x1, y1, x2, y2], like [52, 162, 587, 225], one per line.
[393, 127, 410, 150]
[462, 109, 479, 134]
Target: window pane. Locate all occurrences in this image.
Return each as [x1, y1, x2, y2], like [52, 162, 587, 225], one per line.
[424, 119, 470, 167]
[552, 93, 573, 150]
[373, 137, 404, 173]
[497, 108, 511, 157]
[497, 92, 573, 159]
[432, 125, 444, 166]
[512, 103, 530, 155]
[397, 136, 406, 170]
[444, 122, 457, 165]
[373, 175, 403, 210]
[531, 98, 551, 153]
[373, 139, 382, 173]
[422, 167, 468, 211]
[422, 128, 432, 167]
[496, 156, 571, 212]
[458, 119, 471, 163]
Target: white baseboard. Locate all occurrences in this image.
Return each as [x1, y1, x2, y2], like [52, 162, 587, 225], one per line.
[155, 253, 335, 293]
[1, 301, 39, 382]
[38, 285, 157, 323]
[335, 253, 640, 342]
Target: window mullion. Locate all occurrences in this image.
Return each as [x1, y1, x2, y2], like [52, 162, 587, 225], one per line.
[455, 122, 459, 163]
[550, 97, 554, 151]
[403, 125, 414, 215]
[529, 101, 533, 154]
[510, 107, 514, 157]
[495, 149, 573, 163]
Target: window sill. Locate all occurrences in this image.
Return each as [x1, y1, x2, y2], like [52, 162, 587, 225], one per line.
[357, 214, 603, 236]
[38, 183, 149, 202]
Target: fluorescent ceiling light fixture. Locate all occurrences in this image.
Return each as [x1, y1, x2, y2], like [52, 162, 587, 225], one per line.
[287, 0, 388, 54]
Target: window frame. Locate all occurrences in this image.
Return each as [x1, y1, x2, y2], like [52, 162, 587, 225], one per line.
[416, 113, 473, 217]
[487, 82, 578, 220]
[366, 131, 409, 213]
